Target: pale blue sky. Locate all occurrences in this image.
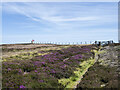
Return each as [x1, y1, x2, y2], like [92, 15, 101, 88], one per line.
[2, 2, 118, 44]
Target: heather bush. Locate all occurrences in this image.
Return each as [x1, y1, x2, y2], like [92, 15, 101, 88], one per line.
[2, 45, 96, 88]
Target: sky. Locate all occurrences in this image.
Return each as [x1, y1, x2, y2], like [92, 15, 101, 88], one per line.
[2, 2, 118, 44]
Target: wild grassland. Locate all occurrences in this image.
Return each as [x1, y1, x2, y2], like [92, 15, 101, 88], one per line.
[2, 44, 118, 89]
[2, 44, 97, 88]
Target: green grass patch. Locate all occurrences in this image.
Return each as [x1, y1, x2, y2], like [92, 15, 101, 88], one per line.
[58, 59, 96, 88]
[2, 52, 49, 62]
[58, 49, 99, 88]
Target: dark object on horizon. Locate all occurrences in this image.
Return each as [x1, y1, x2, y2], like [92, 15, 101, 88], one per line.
[95, 41, 97, 45]
[98, 42, 101, 46]
[94, 40, 114, 46]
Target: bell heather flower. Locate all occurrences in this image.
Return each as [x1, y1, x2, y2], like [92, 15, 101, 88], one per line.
[20, 85, 25, 88]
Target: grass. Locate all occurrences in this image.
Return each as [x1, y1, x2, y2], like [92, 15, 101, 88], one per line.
[2, 45, 98, 88]
[2, 45, 70, 59]
[58, 50, 97, 88]
[76, 62, 118, 88]
[2, 53, 49, 62]
[2, 46, 70, 62]
[76, 45, 119, 88]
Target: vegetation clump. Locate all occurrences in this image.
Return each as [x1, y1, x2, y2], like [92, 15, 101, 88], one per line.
[2, 45, 96, 88]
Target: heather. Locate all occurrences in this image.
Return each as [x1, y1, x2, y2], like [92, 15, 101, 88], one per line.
[76, 62, 118, 88]
[76, 45, 119, 88]
[2, 45, 96, 88]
